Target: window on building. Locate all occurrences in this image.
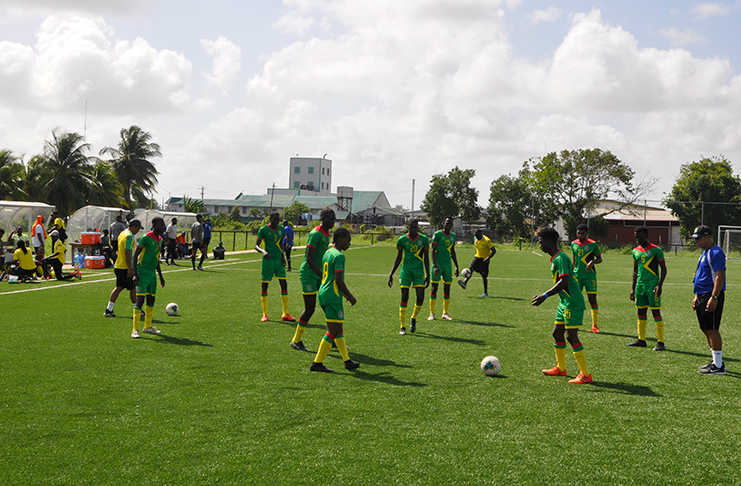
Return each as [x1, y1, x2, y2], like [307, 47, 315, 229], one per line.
[308, 166, 314, 174]
[322, 168, 325, 175]
[294, 166, 300, 174]
[327, 169, 330, 176]
[294, 181, 300, 188]
[242, 207, 248, 214]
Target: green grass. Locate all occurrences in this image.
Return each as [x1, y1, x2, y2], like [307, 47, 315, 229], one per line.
[1, 245, 740, 485]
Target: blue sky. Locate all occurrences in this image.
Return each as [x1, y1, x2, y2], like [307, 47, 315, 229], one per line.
[1, 0, 740, 209]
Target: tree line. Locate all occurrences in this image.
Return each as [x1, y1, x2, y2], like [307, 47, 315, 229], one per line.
[0, 126, 161, 217]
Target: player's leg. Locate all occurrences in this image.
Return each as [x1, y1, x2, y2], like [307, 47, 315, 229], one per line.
[329, 320, 358, 369]
[198, 244, 206, 269]
[292, 292, 316, 351]
[285, 246, 292, 271]
[142, 291, 161, 334]
[585, 277, 599, 332]
[191, 244, 197, 269]
[311, 323, 335, 372]
[410, 285, 425, 333]
[650, 306, 665, 350]
[132, 294, 145, 338]
[698, 292, 725, 373]
[543, 315, 568, 376]
[260, 258, 273, 321]
[399, 286, 410, 335]
[480, 260, 490, 297]
[278, 272, 295, 321]
[442, 282, 452, 319]
[429, 281, 439, 319]
[565, 317, 592, 383]
[628, 293, 648, 347]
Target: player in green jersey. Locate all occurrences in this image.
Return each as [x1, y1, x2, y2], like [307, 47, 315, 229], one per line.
[628, 226, 668, 350]
[131, 217, 166, 339]
[290, 209, 336, 352]
[388, 219, 430, 335]
[255, 212, 296, 323]
[532, 227, 593, 384]
[310, 228, 359, 372]
[571, 223, 603, 333]
[429, 216, 459, 321]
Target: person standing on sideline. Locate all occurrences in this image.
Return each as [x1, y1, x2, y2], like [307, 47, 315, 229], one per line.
[165, 217, 178, 265]
[109, 215, 126, 260]
[429, 216, 459, 321]
[388, 218, 430, 335]
[131, 217, 166, 338]
[282, 220, 295, 272]
[104, 219, 142, 317]
[458, 229, 496, 297]
[45, 230, 80, 280]
[571, 223, 603, 333]
[628, 226, 668, 350]
[290, 209, 335, 352]
[310, 228, 359, 372]
[532, 227, 593, 384]
[203, 217, 213, 259]
[255, 212, 296, 323]
[47, 211, 67, 242]
[191, 214, 206, 271]
[692, 225, 727, 375]
[32, 215, 46, 260]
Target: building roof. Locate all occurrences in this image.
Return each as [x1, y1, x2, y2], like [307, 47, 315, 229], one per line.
[592, 200, 678, 222]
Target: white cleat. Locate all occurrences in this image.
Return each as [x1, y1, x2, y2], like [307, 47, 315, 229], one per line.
[427, 314, 435, 321]
[441, 313, 453, 321]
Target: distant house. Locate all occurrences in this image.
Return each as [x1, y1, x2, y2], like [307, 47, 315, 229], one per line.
[591, 200, 681, 248]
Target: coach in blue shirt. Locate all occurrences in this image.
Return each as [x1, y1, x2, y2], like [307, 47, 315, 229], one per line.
[691, 225, 727, 375]
[282, 220, 295, 272]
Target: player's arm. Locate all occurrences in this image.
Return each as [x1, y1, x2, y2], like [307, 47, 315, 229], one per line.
[125, 236, 134, 277]
[131, 246, 142, 283]
[431, 242, 438, 273]
[334, 271, 356, 306]
[279, 238, 286, 265]
[630, 261, 638, 301]
[451, 246, 459, 277]
[532, 274, 569, 306]
[254, 237, 268, 258]
[707, 268, 725, 311]
[587, 252, 603, 271]
[655, 259, 667, 295]
[306, 246, 321, 277]
[423, 247, 430, 287]
[388, 248, 403, 287]
[485, 241, 496, 262]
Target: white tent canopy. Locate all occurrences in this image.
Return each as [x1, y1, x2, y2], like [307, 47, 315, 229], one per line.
[0, 200, 55, 235]
[67, 206, 128, 243]
[134, 209, 198, 235]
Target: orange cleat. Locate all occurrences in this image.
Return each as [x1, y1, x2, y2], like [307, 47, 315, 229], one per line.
[260, 314, 269, 322]
[542, 366, 567, 376]
[591, 325, 600, 333]
[281, 314, 296, 322]
[568, 373, 593, 384]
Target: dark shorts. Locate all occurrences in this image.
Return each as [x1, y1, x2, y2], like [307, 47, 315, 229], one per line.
[696, 292, 724, 331]
[469, 257, 490, 277]
[203, 237, 211, 249]
[115, 268, 134, 290]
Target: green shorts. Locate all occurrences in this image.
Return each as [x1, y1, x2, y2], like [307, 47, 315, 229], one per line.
[431, 263, 453, 284]
[320, 301, 345, 323]
[261, 257, 286, 282]
[578, 276, 597, 294]
[400, 268, 425, 288]
[635, 290, 661, 309]
[136, 271, 158, 297]
[300, 272, 321, 295]
[555, 307, 584, 329]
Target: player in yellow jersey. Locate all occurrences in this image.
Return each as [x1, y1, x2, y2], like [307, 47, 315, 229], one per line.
[105, 219, 142, 317]
[458, 229, 496, 297]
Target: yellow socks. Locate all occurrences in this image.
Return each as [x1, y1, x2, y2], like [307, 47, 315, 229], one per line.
[429, 295, 437, 315]
[281, 291, 289, 316]
[292, 320, 307, 343]
[399, 304, 407, 328]
[591, 307, 599, 328]
[261, 294, 268, 316]
[655, 314, 665, 342]
[313, 334, 333, 363]
[554, 341, 567, 371]
[412, 304, 422, 319]
[334, 335, 350, 361]
[637, 315, 647, 341]
[143, 305, 154, 329]
[443, 295, 450, 315]
[133, 307, 142, 332]
[572, 343, 589, 376]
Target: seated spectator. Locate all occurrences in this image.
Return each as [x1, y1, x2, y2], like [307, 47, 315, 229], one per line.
[98, 229, 114, 267]
[176, 232, 190, 257]
[213, 242, 226, 260]
[10, 240, 38, 281]
[44, 230, 81, 281]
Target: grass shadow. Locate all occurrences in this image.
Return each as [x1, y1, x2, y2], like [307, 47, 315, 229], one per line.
[150, 334, 214, 346]
[344, 352, 413, 368]
[343, 369, 427, 387]
[455, 319, 514, 328]
[413, 332, 486, 346]
[588, 381, 663, 397]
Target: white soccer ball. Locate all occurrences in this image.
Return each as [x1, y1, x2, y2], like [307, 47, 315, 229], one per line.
[481, 356, 501, 376]
[461, 268, 472, 279]
[165, 302, 179, 316]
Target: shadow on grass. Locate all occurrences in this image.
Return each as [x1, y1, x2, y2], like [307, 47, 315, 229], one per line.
[414, 332, 486, 346]
[345, 369, 427, 387]
[455, 319, 514, 328]
[346, 352, 413, 369]
[460, 295, 526, 301]
[588, 381, 662, 397]
[150, 334, 213, 346]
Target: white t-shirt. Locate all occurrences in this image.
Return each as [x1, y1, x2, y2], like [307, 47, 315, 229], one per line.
[166, 223, 178, 239]
[34, 225, 45, 248]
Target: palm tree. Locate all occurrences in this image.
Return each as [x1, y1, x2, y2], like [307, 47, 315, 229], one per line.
[87, 160, 124, 208]
[36, 129, 99, 216]
[0, 149, 25, 200]
[100, 126, 161, 210]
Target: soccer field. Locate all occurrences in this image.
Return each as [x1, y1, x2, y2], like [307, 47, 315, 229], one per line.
[1, 245, 740, 485]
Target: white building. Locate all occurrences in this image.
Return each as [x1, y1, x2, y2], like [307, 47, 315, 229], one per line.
[288, 157, 333, 195]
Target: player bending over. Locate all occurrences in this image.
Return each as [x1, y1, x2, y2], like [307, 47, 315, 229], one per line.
[628, 226, 667, 350]
[255, 212, 296, 322]
[388, 219, 430, 335]
[131, 217, 166, 338]
[429, 216, 459, 321]
[310, 228, 359, 372]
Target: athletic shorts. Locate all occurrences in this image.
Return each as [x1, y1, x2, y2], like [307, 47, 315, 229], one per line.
[578, 276, 597, 294]
[555, 307, 584, 330]
[431, 263, 453, 284]
[469, 257, 490, 277]
[115, 268, 134, 290]
[635, 290, 661, 309]
[261, 256, 286, 282]
[203, 237, 211, 249]
[696, 292, 724, 331]
[136, 271, 158, 296]
[300, 272, 321, 294]
[320, 301, 345, 323]
[400, 268, 425, 288]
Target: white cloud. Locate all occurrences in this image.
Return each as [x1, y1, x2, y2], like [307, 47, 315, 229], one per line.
[690, 2, 732, 19]
[201, 37, 242, 94]
[0, 0, 159, 17]
[658, 28, 707, 46]
[528, 7, 561, 25]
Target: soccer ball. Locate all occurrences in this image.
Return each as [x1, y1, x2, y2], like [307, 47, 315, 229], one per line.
[165, 302, 179, 316]
[461, 268, 472, 279]
[481, 356, 501, 376]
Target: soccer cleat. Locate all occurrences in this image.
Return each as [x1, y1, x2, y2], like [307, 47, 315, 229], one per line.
[699, 361, 713, 371]
[260, 314, 269, 322]
[344, 359, 360, 370]
[310, 362, 334, 373]
[542, 366, 567, 376]
[590, 325, 600, 333]
[142, 326, 161, 335]
[131, 330, 140, 339]
[627, 339, 647, 347]
[428, 313, 435, 321]
[568, 373, 593, 384]
[104, 309, 116, 318]
[457, 279, 467, 290]
[197, 265, 204, 271]
[399, 327, 407, 336]
[281, 314, 297, 322]
[653, 342, 666, 351]
[289, 340, 310, 352]
[698, 363, 726, 375]
[410, 318, 416, 333]
[441, 313, 453, 321]
[480, 293, 488, 298]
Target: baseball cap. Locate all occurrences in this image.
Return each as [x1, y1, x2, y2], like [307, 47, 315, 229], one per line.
[129, 219, 142, 228]
[691, 225, 711, 239]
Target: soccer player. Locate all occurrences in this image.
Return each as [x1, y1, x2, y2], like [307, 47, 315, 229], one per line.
[283, 220, 295, 271]
[388, 219, 430, 335]
[104, 219, 142, 317]
[310, 227, 359, 372]
[255, 212, 296, 323]
[191, 214, 207, 271]
[532, 227, 593, 384]
[290, 209, 335, 352]
[571, 223, 603, 333]
[628, 226, 668, 350]
[458, 229, 496, 297]
[429, 216, 459, 321]
[691, 225, 727, 374]
[131, 217, 166, 338]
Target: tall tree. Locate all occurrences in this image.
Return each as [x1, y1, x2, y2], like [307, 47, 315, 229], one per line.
[100, 126, 162, 210]
[663, 156, 741, 239]
[281, 201, 311, 224]
[0, 149, 25, 200]
[36, 129, 99, 216]
[87, 160, 124, 208]
[421, 166, 481, 226]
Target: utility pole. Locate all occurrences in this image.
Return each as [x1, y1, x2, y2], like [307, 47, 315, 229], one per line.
[411, 179, 415, 212]
[269, 183, 275, 213]
[200, 186, 205, 199]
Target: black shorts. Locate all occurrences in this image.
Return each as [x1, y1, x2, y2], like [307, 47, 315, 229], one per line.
[696, 292, 724, 331]
[469, 257, 490, 277]
[203, 237, 211, 248]
[115, 268, 134, 290]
